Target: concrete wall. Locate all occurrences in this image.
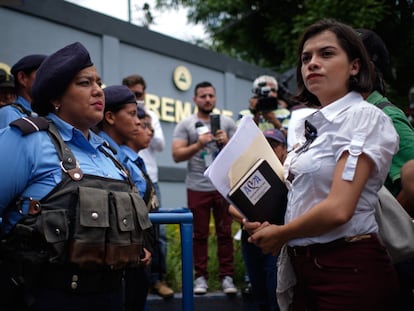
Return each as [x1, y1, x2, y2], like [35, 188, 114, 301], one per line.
[0, 0, 279, 208]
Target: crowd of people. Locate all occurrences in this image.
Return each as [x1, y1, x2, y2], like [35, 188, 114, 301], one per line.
[0, 17, 413, 311]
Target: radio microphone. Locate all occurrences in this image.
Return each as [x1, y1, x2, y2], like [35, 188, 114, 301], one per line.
[195, 121, 210, 135]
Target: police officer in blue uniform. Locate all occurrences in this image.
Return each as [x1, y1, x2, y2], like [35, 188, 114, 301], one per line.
[98, 85, 148, 199]
[98, 85, 154, 311]
[0, 42, 151, 311]
[0, 54, 47, 127]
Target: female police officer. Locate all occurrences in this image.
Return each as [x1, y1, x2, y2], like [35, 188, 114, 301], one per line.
[98, 85, 155, 311]
[0, 42, 151, 311]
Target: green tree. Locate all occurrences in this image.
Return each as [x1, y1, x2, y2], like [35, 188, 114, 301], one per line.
[155, 0, 414, 108]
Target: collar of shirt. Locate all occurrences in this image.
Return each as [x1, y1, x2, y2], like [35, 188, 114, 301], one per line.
[119, 144, 147, 196]
[318, 91, 363, 122]
[120, 144, 139, 163]
[16, 96, 32, 112]
[122, 145, 148, 174]
[47, 113, 105, 152]
[97, 130, 132, 165]
[97, 130, 121, 154]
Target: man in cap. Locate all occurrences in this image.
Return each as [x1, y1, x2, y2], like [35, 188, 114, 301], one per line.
[0, 54, 46, 128]
[0, 69, 16, 107]
[263, 128, 288, 164]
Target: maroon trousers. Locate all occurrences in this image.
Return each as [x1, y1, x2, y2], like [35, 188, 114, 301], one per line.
[187, 189, 234, 280]
[288, 234, 400, 311]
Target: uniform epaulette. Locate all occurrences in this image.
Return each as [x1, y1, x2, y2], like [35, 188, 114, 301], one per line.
[9, 116, 49, 135]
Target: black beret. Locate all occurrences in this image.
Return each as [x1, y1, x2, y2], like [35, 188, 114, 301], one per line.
[0, 69, 15, 88]
[103, 85, 136, 112]
[11, 54, 47, 77]
[32, 42, 93, 116]
[137, 106, 147, 119]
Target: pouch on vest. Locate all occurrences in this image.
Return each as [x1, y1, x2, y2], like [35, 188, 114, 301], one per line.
[68, 185, 152, 269]
[70, 186, 108, 269]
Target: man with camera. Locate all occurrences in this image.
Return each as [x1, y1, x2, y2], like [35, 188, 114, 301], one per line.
[238, 75, 290, 134]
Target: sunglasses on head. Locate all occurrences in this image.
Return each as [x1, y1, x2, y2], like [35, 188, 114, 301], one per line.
[134, 91, 144, 98]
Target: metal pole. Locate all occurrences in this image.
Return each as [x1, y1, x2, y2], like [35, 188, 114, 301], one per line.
[127, 0, 131, 23]
[149, 208, 194, 311]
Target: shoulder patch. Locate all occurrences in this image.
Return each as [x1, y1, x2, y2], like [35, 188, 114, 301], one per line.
[9, 117, 49, 135]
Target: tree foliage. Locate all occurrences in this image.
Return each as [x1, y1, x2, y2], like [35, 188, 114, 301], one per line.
[155, 0, 414, 107]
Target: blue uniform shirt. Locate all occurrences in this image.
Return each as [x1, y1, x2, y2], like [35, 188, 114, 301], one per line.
[0, 113, 127, 234]
[120, 145, 148, 198]
[98, 131, 147, 198]
[0, 96, 33, 128]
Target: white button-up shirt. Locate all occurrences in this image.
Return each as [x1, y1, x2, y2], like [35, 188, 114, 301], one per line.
[284, 92, 398, 247]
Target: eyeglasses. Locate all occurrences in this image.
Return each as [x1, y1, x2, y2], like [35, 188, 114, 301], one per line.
[134, 91, 144, 98]
[295, 120, 317, 154]
[139, 122, 153, 130]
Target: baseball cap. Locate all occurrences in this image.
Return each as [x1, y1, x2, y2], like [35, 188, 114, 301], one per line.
[263, 128, 286, 144]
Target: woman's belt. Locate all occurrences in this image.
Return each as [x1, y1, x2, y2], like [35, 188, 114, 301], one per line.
[287, 233, 375, 257]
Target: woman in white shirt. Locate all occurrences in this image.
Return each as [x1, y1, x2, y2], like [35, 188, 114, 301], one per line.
[247, 19, 400, 310]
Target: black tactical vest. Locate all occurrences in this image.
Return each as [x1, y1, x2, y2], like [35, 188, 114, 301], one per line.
[2, 117, 152, 270]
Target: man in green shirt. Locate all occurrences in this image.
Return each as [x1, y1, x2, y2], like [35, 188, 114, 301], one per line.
[358, 28, 414, 311]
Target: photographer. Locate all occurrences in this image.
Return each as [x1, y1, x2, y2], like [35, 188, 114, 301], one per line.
[238, 75, 290, 133]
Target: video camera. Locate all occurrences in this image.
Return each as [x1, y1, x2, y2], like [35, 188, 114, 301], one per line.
[252, 82, 279, 112]
[253, 82, 274, 98]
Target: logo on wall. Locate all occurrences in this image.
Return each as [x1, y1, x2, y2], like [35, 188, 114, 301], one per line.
[173, 66, 192, 91]
[0, 63, 12, 75]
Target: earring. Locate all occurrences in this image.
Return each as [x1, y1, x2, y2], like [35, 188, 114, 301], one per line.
[54, 106, 60, 112]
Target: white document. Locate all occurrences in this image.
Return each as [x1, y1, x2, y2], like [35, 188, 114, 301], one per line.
[204, 115, 284, 199]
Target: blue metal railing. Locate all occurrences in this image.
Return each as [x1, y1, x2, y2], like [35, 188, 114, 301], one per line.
[149, 207, 194, 311]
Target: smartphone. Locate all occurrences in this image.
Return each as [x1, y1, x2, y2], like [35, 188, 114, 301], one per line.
[210, 114, 221, 135]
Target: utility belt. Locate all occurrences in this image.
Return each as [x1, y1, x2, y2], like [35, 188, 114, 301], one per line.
[39, 263, 124, 293]
[287, 233, 376, 257]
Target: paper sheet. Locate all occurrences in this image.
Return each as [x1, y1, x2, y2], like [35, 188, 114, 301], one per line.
[204, 115, 284, 199]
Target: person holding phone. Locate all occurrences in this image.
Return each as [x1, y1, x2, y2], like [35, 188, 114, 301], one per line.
[172, 81, 238, 295]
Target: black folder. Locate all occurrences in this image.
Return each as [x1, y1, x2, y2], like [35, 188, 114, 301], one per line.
[228, 158, 287, 224]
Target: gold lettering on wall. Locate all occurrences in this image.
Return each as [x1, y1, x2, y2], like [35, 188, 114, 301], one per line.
[160, 96, 176, 123]
[146, 94, 161, 119]
[145, 92, 234, 123]
[174, 100, 193, 122]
